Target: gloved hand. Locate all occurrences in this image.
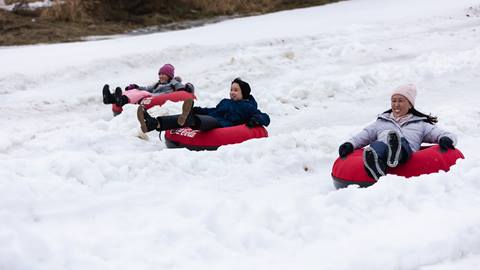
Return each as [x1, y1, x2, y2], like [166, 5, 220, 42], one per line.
[439, 137, 455, 151]
[338, 142, 354, 158]
[125, 84, 139, 91]
[246, 118, 261, 128]
[184, 82, 195, 93]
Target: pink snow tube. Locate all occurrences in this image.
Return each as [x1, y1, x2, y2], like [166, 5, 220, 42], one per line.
[123, 89, 152, 104]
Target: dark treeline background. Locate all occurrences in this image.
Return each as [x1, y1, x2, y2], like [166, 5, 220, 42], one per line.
[1, 0, 342, 45]
[40, 0, 340, 23]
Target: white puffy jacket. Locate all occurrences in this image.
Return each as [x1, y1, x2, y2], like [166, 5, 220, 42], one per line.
[348, 112, 457, 151]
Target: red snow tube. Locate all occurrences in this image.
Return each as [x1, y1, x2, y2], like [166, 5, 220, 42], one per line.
[111, 91, 196, 113]
[141, 91, 196, 110]
[331, 145, 464, 189]
[163, 125, 268, 151]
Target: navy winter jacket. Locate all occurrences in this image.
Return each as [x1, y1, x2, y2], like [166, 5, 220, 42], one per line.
[192, 95, 270, 127]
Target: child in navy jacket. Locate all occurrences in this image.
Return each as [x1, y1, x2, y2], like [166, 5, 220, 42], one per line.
[137, 78, 270, 133]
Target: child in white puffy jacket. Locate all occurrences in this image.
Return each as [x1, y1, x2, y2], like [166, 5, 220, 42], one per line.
[338, 84, 457, 180]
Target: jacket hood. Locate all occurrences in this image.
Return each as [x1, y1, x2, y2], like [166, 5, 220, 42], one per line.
[378, 112, 427, 123]
[244, 94, 258, 107]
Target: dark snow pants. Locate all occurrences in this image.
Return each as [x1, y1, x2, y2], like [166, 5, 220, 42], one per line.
[157, 114, 221, 131]
[370, 137, 413, 167]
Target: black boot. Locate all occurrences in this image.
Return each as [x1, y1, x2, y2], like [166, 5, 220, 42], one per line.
[102, 84, 115, 104]
[113, 87, 128, 107]
[114, 87, 129, 106]
[387, 130, 402, 167]
[363, 147, 386, 181]
[177, 99, 194, 126]
[137, 106, 160, 133]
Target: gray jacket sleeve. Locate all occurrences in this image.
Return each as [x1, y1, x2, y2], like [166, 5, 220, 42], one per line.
[170, 79, 185, 91]
[140, 79, 184, 94]
[348, 121, 379, 149]
[422, 124, 457, 146]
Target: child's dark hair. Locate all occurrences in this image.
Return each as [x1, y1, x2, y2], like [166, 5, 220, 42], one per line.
[384, 108, 438, 124]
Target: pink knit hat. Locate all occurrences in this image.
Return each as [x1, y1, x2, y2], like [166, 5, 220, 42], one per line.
[158, 64, 175, 78]
[391, 84, 417, 106]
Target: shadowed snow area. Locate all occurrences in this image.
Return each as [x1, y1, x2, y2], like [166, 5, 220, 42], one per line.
[1, 0, 480, 269]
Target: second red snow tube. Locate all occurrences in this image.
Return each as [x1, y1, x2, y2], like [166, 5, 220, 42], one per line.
[331, 145, 464, 189]
[112, 90, 196, 113]
[163, 125, 268, 151]
[140, 91, 196, 110]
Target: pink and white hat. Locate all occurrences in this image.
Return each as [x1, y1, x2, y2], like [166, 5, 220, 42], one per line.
[391, 84, 417, 106]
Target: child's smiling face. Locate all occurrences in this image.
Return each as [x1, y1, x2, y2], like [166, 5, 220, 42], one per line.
[391, 94, 412, 117]
[158, 73, 170, 84]
[230, 82, 243, 101]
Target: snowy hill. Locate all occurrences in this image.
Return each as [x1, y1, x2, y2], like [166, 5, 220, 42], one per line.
[1, 0, 480, 269]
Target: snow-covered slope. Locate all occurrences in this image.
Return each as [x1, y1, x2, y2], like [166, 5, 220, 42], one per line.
[1, 0, 480, 269]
